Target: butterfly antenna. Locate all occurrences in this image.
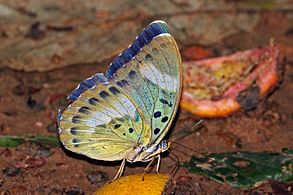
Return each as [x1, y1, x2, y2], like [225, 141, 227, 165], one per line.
[170, 119, 212, 159]
[192, 119, 204, 130]
[170, 119, 208, 157]
[168, 150, 180, 177]
[170, 119, 204, 141]
[179, 119, 204, 133]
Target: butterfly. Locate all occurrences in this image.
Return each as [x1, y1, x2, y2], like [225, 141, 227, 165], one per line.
[57, 20, 182, 179]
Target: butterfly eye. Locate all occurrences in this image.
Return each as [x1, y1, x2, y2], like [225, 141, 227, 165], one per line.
[161, 140, 168, 151]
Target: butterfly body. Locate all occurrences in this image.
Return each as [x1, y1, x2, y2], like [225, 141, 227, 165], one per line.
[125, 139, 169, 163]
[57, 20, 182, 175]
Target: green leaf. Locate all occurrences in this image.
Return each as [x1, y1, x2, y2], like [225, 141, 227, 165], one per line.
[0, 135, 60, 147]
[183, 149, 293, 188]
[27, 135, 60, 147]
[0, 136, 23, 147]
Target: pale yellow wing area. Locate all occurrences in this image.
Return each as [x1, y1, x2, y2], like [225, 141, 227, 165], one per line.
[59, 82, 149, 161]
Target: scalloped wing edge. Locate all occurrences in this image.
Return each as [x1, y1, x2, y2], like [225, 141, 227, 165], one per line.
[66, 20, 171, 102]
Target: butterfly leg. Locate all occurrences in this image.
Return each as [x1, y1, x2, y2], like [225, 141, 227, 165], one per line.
[113, 158, 126, 180]
[143, 155, 161, 174]
[155, 155, 161, 173]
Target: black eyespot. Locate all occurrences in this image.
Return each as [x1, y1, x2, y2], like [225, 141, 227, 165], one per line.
[123, 133, 126, 136]
[109, 86, 120, 95]
[154, 128, 160, 135]
[145, 54, 153, 61]
[100, 91, 110, 98]
[128, 70, 137, 79]
[89, 97, 99, 105]
[154, 111, 161, 118]
[114, 124, 121, 129]
[129, 128, 134, 133]
[70, 127, 78, 135]
[72, 116, 80, 123]
[161, 116, 168, 123]
[78, 106, 90, 114]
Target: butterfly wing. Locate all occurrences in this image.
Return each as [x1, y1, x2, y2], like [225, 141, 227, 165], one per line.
[58, 73, 149, 161]
[105, 21, 182, 146]
[57, 20, 181, 161]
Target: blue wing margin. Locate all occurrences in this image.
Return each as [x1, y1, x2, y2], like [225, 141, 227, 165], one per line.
[105, 20, 171, 79]
[68, 73, 108, 101]
[67, 20, 171, 102]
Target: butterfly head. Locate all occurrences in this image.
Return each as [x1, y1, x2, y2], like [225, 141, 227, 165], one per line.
[159, 140, 170, 152]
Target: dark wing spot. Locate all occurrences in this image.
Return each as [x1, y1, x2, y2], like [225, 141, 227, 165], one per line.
[129, 128, 134, 133]
[100, 91, 110, 99]
[159, 98, 168, 105]
[98, 124, 107, 129]
[109, 86, 120, 95]
[72, 116, 80, 123]
[116, 118, 124, 122]
[160, 43, 167, 48]
[78, 106, 90, 114]
[159, 98, 173, 107]
[70, 127, 78, 135]
[161, 116, 168, 123]
[128, 70, 137, 79]
[145, 53, 153, 61]
[89, 97, 99, 105]
[154, 128, 160, 135]
[114, 124, 121, 129]
[121, 79, 129, 86]
[116, 81, 123, 87]
[123, 133, 126, 136]
[152, 47, 159, 54]
[154, 111, 161, 118]
[72, 138, 80, 147]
